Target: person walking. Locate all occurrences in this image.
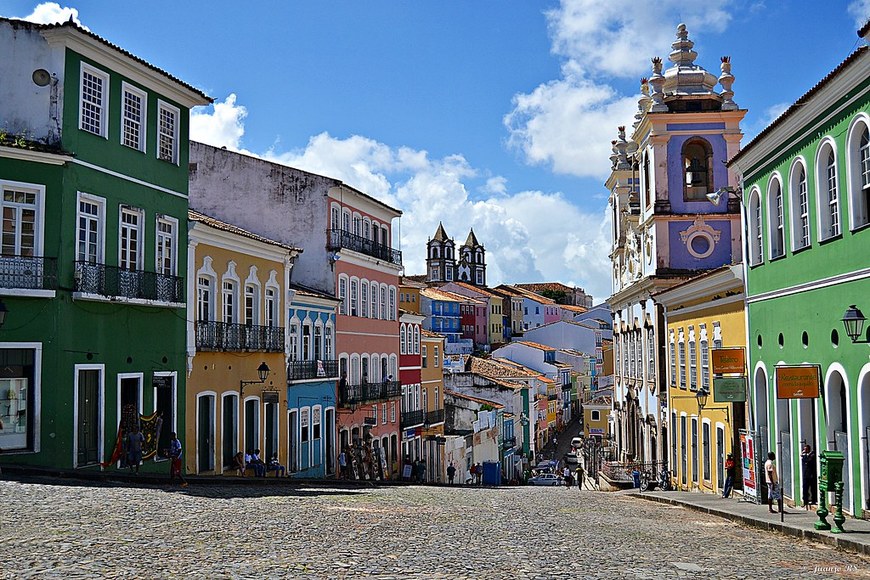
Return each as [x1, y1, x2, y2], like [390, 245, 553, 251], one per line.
[338, 447, 348, 479]
[765, 451, 779, 513]
[125, 424, 145, 475]
[168, 431, 188, 488]
[575, 464, 585, 490]
[801, 445, 817, 509]
[447, 462, 456, 485]
[722, 453, 736, 498]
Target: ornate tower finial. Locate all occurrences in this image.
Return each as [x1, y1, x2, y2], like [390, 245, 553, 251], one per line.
[648, 57, 668, 112]
[669, 23, 698, 68]
[635, 78, 651, 128]
[719, 56, 738, 110]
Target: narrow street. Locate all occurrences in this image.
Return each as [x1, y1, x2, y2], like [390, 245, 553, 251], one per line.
[1, 477, 867, 579]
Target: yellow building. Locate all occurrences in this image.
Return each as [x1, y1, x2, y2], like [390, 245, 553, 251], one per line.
[185, 210, 300, 475]
[420, 330, 446, 481]
[656, 265, 747, 494]
[583, 398, 610, 438]
[399, 278, 426, 315]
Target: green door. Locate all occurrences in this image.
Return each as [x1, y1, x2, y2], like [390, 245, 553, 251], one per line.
[77, 369, 101, 466]
[197, 395, 214, 472]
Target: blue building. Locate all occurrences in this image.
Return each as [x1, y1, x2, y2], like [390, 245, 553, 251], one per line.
[421, 287, 472, 355]
[286, 284, 341, 479]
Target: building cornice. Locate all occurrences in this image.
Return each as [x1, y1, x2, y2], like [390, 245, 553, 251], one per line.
[190, 222, 300, 264]
[0, 147, 72, 165]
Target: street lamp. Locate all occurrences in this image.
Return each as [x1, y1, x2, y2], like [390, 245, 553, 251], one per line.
[0, 299, 7, 327]
[842, 304, 869, 343]
[705, 186, 742, 205]
[240, 361, 271, 396]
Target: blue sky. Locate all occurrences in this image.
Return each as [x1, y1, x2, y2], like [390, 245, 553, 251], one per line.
[3, 1, 869, 301]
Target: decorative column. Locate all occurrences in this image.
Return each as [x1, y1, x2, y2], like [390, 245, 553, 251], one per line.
[719, 56, 738, 111]
[649, 57, 668, 112]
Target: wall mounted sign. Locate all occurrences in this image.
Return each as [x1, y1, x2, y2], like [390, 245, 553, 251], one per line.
[711, 347, 745, 375]
[775, 365, 821, 399]
[713, 377, 747, 402]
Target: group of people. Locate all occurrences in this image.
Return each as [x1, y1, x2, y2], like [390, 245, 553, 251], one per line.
[232, 449, 286, 477]
[561, 465, 586, 489]
[124, 424, 186, 488]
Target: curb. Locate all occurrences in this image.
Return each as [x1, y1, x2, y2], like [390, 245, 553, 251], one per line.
[629, 493, 870, 557]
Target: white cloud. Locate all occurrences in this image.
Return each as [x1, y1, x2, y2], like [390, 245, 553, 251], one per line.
[18, 2, 88, 30]
[190, 94, 247, 151]
[191, 100, 613, 301]
[506, 0, 733, 180]
[848, 0, 870, 27]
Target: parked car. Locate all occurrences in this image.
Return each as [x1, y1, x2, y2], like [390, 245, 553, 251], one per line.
[565, 450, 579, 464]
[528, 473, 561, 486]
[571, 437, 583, 449]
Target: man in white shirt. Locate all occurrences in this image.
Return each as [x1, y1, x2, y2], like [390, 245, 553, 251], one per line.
[765, 451, 780, 513]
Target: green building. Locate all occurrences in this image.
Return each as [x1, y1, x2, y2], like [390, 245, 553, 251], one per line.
[0, 18, 210, 471]
[729, 24, 870, 516]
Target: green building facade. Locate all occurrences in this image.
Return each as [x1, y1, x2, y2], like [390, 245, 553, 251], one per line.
[0, 18, 210, 471]
[729, 27, 870, 516]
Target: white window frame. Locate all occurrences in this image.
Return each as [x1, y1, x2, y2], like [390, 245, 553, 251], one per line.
[788, 160, 811, 251]
[120, 81, 147, 152]
[76, 192, 106, 264]
[155, 215, 178, 276]
[80, 63, 109, 138]
[0, 179, 45, 259]
[847, 116, 870, 230]
[288, 318, 300, 362]
[338, 275, 348, 315]
[767, 176, 784, 259]
[118, 206, 144, 271]
[747, 188, 763, 265]
[265, 286, 278, 327]
[157, 100, 180, 164]
[816, 140, 840, 240]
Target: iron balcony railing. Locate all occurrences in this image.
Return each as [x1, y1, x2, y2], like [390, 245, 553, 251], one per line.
[401, 409, 424, 428]
[326, 228, 402, 265]
[503, 436, 517, 449]
[74, 261, 183, 303]
[287, 359, 339, 381]
[195, 320, 284, 352]
[340, 380, 401, 405]
[424, 408, 445, 426]
[0, 255, 57, 290]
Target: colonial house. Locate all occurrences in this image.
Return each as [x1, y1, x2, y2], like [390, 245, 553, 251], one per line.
[728, 22, 870, 516]
[420, 329, 447, 482]
[399, 310, 425, 467]
[0, 18, 210, 471]
[608, 24, 745, 465]
[186, 210, 300, 475]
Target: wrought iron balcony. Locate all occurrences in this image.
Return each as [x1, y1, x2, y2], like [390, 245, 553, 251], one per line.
[74, 261, 183, 303]
[287, 359, 339, 381]
[195, 320, 284, 352]
[327, 228, 402, 265]
[424, 408, 445, 426]
[0, 255, 57, 290]
[502, 436, 517, 449]
[401, 409, 424, 428]
[339, 380, 401, 405]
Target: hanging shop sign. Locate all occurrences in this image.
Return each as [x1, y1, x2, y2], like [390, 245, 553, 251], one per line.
[713, 377, 747, 403]
[711, 347, 745, 375]
[775, 365, 821, 399]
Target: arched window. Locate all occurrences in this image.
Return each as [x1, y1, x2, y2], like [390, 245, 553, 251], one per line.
[350, 278, 358, 316]
[360, 279, 369, 318]
[789, 161, 810, 250]
[197, 274, 213, 322]
[847, 117, 870, 229]
[767, 177, 784, 259]
[370, 282, 379, 319]
[400, 324, 407, 354]
[682, 138, 713, 201]
[380, 284, 387, 320]
[748, 188, 763, 265]
[331, 205, 340, 230]
[414, 326, 420, 354]
[817, 141, 840, 240]
[338, 275, 348, 315]
[389, 287, 396, 320]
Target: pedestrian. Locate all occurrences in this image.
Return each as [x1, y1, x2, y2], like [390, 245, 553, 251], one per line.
[419, 459, 427, 484]
[765, 451, 780, 513]
[575, 464, 585, 490]
[801, 444, 817, 509]
[125, 424, 145, 474]
[447, 462, 456, 485]
[563, 466, 572, 488]
[168, 431, 188, 488]
[631, 465, 641, 489]
[469, 462, 477, 485]
[475, 462, 483, 485]
[722, 453, 736, 498]
[338, 447, 348, 479]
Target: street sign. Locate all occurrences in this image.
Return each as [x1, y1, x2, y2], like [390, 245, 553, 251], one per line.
[713, 377, 746, 403]
[775, 365, 821, 399]
[711, 347, 745, 374]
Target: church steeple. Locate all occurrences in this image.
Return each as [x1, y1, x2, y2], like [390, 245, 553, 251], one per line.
[426, 222, 456, 283]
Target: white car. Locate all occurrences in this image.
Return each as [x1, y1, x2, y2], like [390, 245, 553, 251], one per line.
[528, 473, 561, 486]
[565, 450, 579, 464]
[571, 437, 583, 449]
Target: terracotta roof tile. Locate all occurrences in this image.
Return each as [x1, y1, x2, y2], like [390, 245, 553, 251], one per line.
[189, 209, 301, 252]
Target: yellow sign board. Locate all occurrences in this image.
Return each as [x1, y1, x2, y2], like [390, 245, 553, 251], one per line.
[775, 365, 821, 399]
[711, 348, 745, 375]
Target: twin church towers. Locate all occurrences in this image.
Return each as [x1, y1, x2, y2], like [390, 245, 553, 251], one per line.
[425, 223, 486, 286]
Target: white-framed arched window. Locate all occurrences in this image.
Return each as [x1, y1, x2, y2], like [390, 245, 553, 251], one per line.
[288, 316, 300, 361]
[350, 277, 359, 317]
[400, 324, 407, 355]
[380, 284, 387, 320]
[747, 188, 763, 266]
[352, 212, 362, 236]
[789, 158, 811, 251]
[360, 278, 369, 318]
[221, 261, 240, 323]
[350, 354, 360, 385]
[816, 138, 840, 240]
[363, 218, 371, 240]
[414, 325, 420, 354]
[196, 256, 217, 322]
[330, 203, 341, 230]
[302, 320, 312, 361]
[338, 274, 348, 315]
[342, 209, 351, 232]
[314, 320, 323, 361]
[846, 114, 870, 230]
[244, 266, 261, 326]
[370, 281, 379, 319]
[389, 286, 396, 320]
[767, 175, 784, 259]
[324, 323, 334, 359]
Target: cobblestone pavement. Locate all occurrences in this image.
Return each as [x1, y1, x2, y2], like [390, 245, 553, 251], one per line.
[1, 478, 869, 579]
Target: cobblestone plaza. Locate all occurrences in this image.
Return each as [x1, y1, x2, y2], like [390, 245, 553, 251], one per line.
[2, 478, 869, 579]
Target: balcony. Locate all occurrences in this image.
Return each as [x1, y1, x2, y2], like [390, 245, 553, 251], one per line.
[287, 359, 339, 381]
[401, 409, 424, 428]
[340, 380, 401, 406]
[195, 321, 284, 352]
[424, 408, 445, 426]
[0, 255, 58, 292]
[74, 261, 183, 303]
[327, 228, 402, 266]
[502, 436, 517, 450]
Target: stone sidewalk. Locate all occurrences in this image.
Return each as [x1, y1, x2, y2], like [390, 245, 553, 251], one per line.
[632, 489, 870, 556]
